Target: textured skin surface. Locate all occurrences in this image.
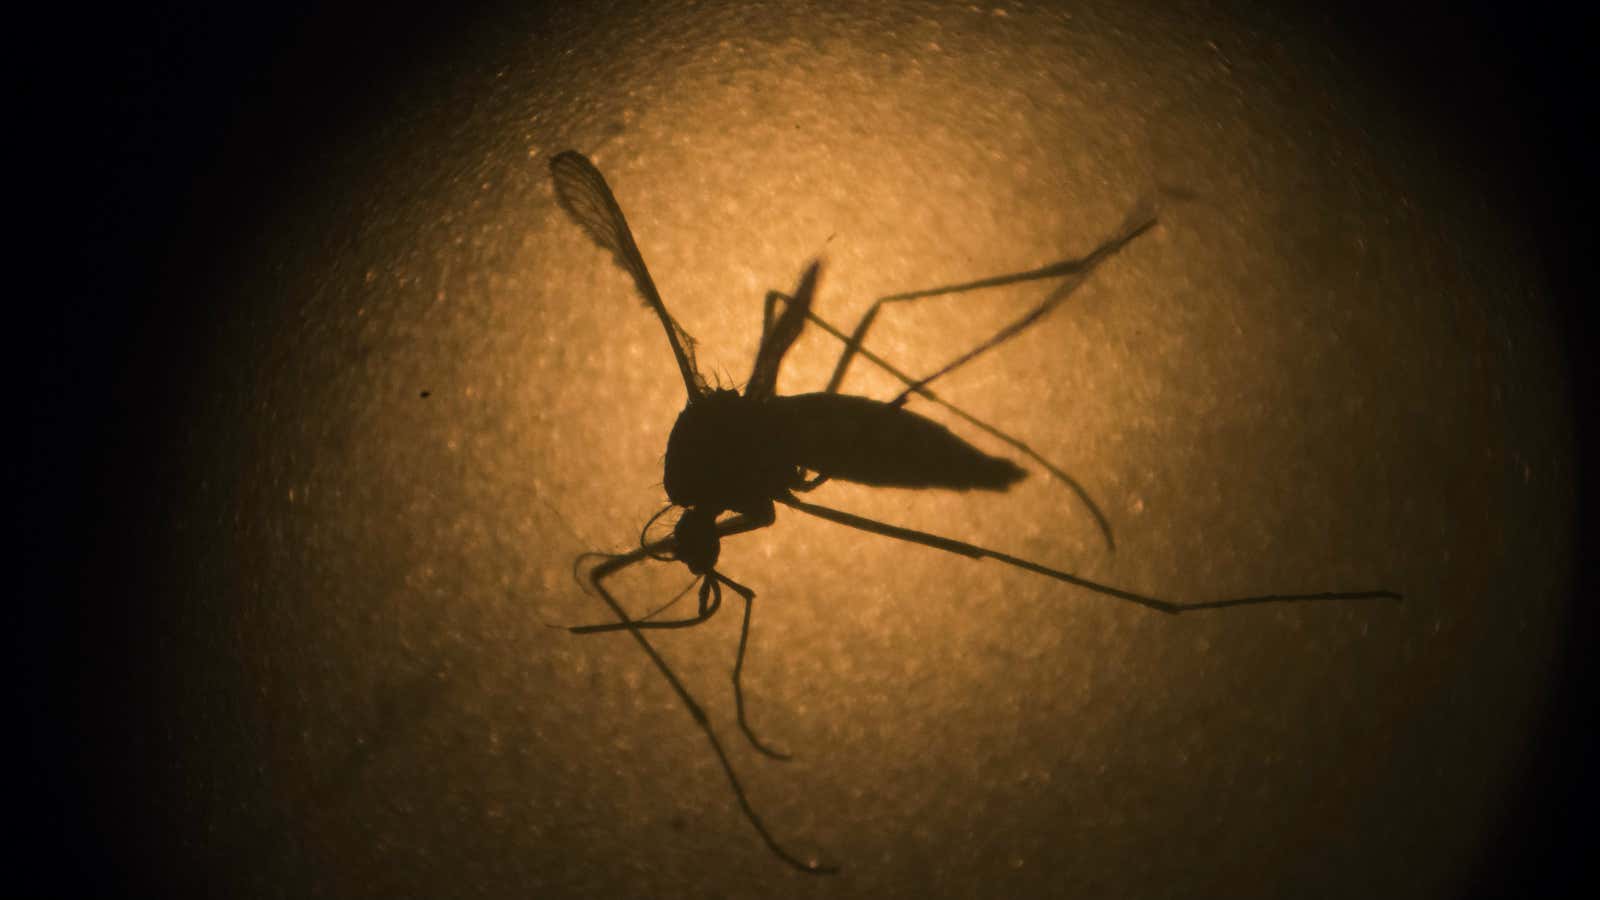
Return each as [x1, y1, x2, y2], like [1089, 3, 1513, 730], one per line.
[76, 2, 1574, 898]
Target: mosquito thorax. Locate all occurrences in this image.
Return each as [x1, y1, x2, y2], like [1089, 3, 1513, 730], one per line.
[663, 388, 797, 514]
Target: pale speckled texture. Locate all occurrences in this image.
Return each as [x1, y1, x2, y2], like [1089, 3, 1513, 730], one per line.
[156, 2, 1570, 898]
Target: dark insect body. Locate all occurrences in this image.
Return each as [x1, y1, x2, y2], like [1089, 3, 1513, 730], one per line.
[548, 150, 1399, 874]
[665, 386, 1025, 574]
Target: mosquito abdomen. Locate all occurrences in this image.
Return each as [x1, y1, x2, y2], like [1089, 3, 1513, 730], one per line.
[769, 393, 1025, 491]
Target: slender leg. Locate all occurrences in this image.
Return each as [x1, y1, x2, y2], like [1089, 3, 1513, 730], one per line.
[575, 525, 836, 874]
[779, 495, 1401, 613]
[825, 203, 1156, 399]
[761, 290, 784, 352]
[747, 264, 819, 401]
[715, 571, 792, 760]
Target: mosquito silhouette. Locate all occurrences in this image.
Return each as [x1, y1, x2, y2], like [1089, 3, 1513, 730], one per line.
[548, 150, 1400, 874]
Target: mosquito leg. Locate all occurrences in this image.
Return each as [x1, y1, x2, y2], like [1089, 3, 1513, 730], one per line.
[823, 203, 1156, 397]
[713, 571, 793, 761]
[884, 209, 1156, 406]
[578, 529, 836, 874]
[761, 290, 787, 350]
[779, 495, 1401, 613]
[759, 287, 833, 496]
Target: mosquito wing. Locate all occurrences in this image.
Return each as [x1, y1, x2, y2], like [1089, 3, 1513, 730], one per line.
[746, 261, 819, 400]
[550, 151, 707, 401]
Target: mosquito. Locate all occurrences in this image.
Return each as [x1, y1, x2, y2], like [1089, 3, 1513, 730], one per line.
[548, 150, 1400, 874]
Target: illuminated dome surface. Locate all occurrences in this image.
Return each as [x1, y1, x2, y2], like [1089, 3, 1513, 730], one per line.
[47, 2, 1579, 898]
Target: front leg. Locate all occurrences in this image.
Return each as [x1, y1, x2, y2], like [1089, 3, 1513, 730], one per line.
[567, 514, 835, 873]
[715, 570, 792, 761]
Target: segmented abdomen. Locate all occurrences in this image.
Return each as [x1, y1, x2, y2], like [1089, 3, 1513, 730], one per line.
[766, 393, 1025, 491]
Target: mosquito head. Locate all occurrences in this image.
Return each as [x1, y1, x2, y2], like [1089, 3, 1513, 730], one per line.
[672, 506, 721, 575]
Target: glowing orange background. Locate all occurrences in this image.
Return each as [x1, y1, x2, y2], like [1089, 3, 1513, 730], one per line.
[119, 2, 1574, 897]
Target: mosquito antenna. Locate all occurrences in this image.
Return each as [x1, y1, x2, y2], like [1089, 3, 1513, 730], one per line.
[631, 573, 704, 624]
[571, 550, 619, 595]
[550, 556, 701, 631]
[550, 151, 708, 400]
[639, 502, 680, 561]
